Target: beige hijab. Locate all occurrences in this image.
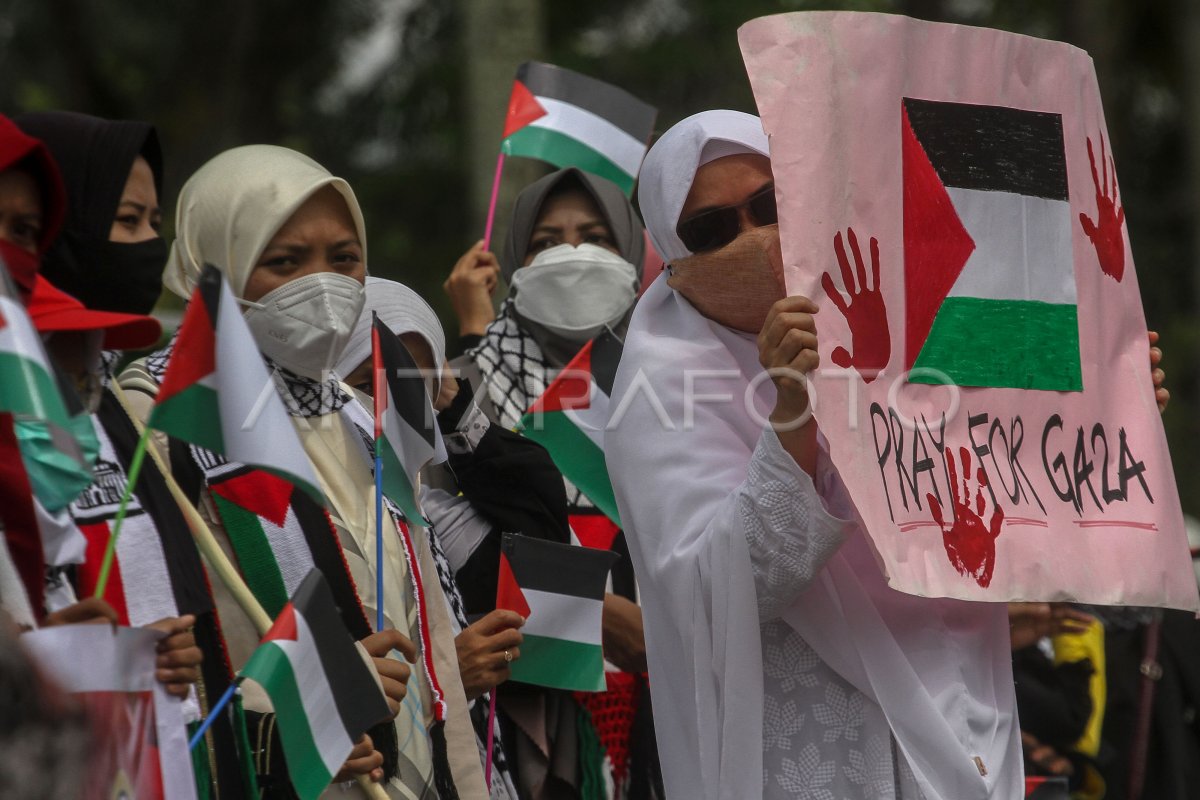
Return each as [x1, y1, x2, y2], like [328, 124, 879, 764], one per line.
[161, 144, 367, 300]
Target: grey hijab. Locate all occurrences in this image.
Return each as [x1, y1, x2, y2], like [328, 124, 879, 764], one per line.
[499, 167, 646, 283]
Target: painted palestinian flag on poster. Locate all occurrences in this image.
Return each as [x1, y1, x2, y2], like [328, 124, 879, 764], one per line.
[148, 264, 324, 501]
[519, 330, 622, 527]
[502, 61, 657, 195]
[240, 570, 391, 800]
[903, 98, 1082, 392]
[497, 533, 616, 692]
[372, 314, 443, 525]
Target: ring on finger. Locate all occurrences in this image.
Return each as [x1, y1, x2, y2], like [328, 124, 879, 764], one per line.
[504, 649, 513, 663]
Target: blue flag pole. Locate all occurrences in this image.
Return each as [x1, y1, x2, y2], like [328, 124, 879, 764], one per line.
[375, 452, 385, 632]
[189, 678, 242, 750]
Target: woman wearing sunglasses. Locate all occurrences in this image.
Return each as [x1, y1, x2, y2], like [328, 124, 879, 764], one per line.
[605, 110, 1024, 800]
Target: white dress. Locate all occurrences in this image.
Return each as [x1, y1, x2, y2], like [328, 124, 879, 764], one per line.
[744, 432, 924, 800]
[605, 275, 1021, 800]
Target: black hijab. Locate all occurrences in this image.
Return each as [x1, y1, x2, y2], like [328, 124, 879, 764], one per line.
[15, 111, 166, 315]
[499, 167, 646, 283]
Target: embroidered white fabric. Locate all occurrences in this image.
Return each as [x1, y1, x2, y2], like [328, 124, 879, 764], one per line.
[742, 431, 924, 799]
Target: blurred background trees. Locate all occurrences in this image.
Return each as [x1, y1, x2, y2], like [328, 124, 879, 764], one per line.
[3, 0, 1198, 512]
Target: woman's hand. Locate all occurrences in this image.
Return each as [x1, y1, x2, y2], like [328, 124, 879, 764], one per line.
[444, 240, 500, 337]
[758, 295, 820, 474]
[146, 615, 202, 698]
[360, 629, 417, 717]
[601, 594, 647, 674]
[1149, 330, 1168, 414]
[455, 609, 524, 700]
[333, 734, 384, 784]
[1008, 603, 1093, 651]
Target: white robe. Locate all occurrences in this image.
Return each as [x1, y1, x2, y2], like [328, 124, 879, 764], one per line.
[604, 274, 1022, 800]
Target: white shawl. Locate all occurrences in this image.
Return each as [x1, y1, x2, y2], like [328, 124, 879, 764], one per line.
[606, 110, 1021, 800]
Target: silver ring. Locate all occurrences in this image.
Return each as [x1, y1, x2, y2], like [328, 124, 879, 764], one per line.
[504, 649, 513, 663]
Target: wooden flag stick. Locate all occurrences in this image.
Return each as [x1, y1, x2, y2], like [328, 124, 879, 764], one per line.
[109, 381, 389, 800]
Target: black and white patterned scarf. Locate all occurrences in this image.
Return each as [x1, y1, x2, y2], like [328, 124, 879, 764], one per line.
[143, 332, 349, 418]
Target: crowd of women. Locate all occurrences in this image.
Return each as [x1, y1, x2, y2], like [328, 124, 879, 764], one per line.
[0, 101, 1195, 800]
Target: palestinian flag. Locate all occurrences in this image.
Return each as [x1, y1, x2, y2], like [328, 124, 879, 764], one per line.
[240, 569, 391, 800]
[0, 263, 79, 448]
[902, 98, 1082, 392]
[149, 264, 324, 501]
[502, 61, 657, 195]
[372, 314, 440, 525]
[497, 532, 616, 692]
[519, 330, 622, 527]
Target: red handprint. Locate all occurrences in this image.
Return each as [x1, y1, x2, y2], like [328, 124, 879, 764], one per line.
[1079, 134, 1126, 282]
[821, 228, 890, 383]
[927, 447, 1004, 589]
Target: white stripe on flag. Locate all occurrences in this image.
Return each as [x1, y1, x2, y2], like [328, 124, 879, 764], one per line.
[522, 588, 604, 646]
[382, 382, 436, 488]
[562, 381, 609, 452]
[213, 280, 323, 492]
[272, 612, 356, 779]
[0, 295, 53, 371]
[945, 188, 1075, 304]
[529, 96, 648, 177]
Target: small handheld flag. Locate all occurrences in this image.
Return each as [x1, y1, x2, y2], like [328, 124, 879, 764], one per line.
[482, 62, 657, 247]
[371, 314, 440, 526]
[501, 62, 657, 196]
[94, 264, 327, 597]
[0, 259, 83, 459]
[497, 532, 616, 692]
[519, 330, 623, 526]
[237, 569, 391, 800]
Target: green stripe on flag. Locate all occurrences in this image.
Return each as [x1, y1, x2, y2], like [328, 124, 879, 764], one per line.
[241, 643, 332, 800]
[911, 297, 1082, 391]
[378, 436, 425, 524]
[510, 633, 606, 692]
[149, 383, 224, 452]
[521, 410, 621, 527]
[0, 352, 71, 425]
[211, 494, 289, 616]
[502, 126, 635, 195]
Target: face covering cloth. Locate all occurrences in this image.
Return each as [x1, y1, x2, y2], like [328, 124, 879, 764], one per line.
[16, 111, 166, 315]
[510, 242, 639, 344]
[0, 114, 68, 297]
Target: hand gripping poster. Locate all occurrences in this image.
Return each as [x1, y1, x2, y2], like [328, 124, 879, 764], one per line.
[739, 12, 1199, 609]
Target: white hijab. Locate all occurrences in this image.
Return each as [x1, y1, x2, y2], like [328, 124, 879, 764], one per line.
[608, 110, 1021, 800]
[334, 277, 447, 394]
[636, 110, 770, 263]
[161, 144, 367, 300]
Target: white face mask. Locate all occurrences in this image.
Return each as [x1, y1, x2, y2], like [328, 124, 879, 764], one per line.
[241, 272, 365, 380]
[511, 243, 639, 344]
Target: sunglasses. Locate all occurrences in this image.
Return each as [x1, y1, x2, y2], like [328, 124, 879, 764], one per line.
[675, 184, 778, 253]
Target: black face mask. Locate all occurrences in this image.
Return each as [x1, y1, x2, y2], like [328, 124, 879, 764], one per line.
[43, 232, 167, 316]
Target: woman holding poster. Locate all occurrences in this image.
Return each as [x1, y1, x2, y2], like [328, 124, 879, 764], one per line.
[605, 110, 1024, 800]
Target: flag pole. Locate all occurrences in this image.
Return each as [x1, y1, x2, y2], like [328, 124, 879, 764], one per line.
[371, 316, 386, 633]
[109, 382, 389, 799]
[374, 451, 384, 632]
[481, 151, 506, 250]
[92, 426, 150, 597]
[189, 678, 242, 749]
